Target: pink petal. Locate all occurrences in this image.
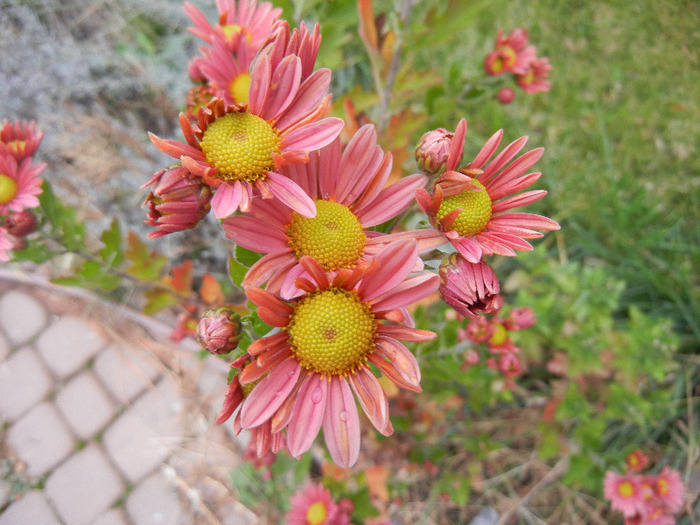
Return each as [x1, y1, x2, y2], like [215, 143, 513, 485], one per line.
[318, 136, 342, 199]
[240, 357, 301, 428]
[356, 173, 427, 227]
[223, 215, 289, 252]
[369, 337, 422, 392]
[357, 240, 419, 302]
[348, 367, 392, 436]
[286, 373, 328, 458]
[371, 273, 439, 312]
[261, 55, 302, 121]
[371, 229, 448, 254]
[489, 212, 560, 232]
[448, 233, 482, 263]
[480, 136, 529, 181]
[334, 125, 383, 204]
[211, 182, 243, 219]
[275, 69, 332, 133]
[377, 324, 437, 342]
[243, 251, 296, 289]
[470, 129, 503, 170]
[280, 118, 344, 152]
[248, 52, 271, 116]
[265, 171, 316, 218]
[492, 189, 548, 212]
[322, 378, 361, 468]
[445, 118, 466, 172]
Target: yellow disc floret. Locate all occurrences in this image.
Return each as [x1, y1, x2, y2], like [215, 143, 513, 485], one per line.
[287, 288, 377, 376]
[436, 178, 492, 236]
[286, 200, 366, 270]
[0, 174, 18, 204]
[229, 73, 251, 104]
[199, 112, 281, 182]
[306, 502, 327, 525]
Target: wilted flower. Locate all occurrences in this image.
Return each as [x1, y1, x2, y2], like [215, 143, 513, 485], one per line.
[141, 165, 212, 238]
[438, 254, 502, 318]
[0, 151, 44, 215]
[285, 483, 352, 525]
[4, 210, 38, 237]
[223, 124, 427, 298]
[237, 240, 438, 467]
[416, 118, 560, 263]
[0, 119, 44, 161]
[415, 127, 454, 175]
[197, 307, 243, 354]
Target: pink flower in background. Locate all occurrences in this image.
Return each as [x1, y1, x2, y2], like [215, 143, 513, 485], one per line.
[626, 450, 650, 473]
[0, 228, 12, 262]
[237, 240, 439, 467]
[483, 28, 530, 76]
[653, 466, 684, 513]
[141, 165, 212, 238]
[150, 22, 343, 220]
[183, 0, 281, 52]
[223, 124, 427, 297]
[438, 254, 503, 318]
[604, 471, 648, 518]
[285, 483, 351, 525]
[0, 119, 44, 161]
[516, 56, 552, 94]
[503, 306, 536, 331]
[0, 152, 44, 215]
[416, 118, 560, 263]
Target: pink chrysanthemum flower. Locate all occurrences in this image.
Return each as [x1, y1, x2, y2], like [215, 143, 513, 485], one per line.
[483, 28, 531, 76]
[0, 119, 44, 161]
[516, 55, 552, 94]
[0, 152, 44, 215]
[237, 240, 439, 468]
[438, 254, 503, 318]
[150, 23, 342, 220]
[223, 124, 427, 297]
[216, 353, 287, 458]
[604, 471, 647, 518]
[416, 118, 560, 263]
[285, 483, 351, 525]
[652, 466, 684, 513]
[183, 0, 282, 52]
[626, 450, 650, 473]
[0, 228, 12, 262]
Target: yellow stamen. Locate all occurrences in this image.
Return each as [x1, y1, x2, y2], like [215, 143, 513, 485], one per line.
[436, 178, 492, 236]
[306, 502, 327, 525]
[230, 73, 251, 104]
[0, 174, 18, 204]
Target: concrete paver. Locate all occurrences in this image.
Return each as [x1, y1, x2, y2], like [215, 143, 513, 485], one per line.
[125, 472, 183, 525]
[0, 346, 53, 422]
[93, 344, 160, 404]
[92, 509, 130, 525]
[0, 331, 8, 361]
[0, 290, 48, 346]
[55, 371, 117, 439]
[45, 444, 125, 525]
[0, 491, 60, 525]
[7, 401, 75, 477]
[36, 315, 105, 379]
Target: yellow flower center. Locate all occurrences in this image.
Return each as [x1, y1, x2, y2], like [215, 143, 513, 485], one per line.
[199, 112, 280, 183]
[0, 174, 18, 204]
[489, 323, 508, 346]
[657, 478, 668, 495]
[306, 501, 328, 525]
[436, 178, 492, 236]
[287, 288, 377, 376]
[229, 73, 251, 104]
[5, 140, 26, 158]
[222, 24, 252, 44]
[286, 200, 366, 271]
[618, 481, 635, 498]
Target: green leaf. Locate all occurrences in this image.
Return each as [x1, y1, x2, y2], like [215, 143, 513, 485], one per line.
[234, 245, 262, 269]
[142, 288, 179, 316]
[38, 180, 85, 252]
[10, 242, 53, 264]
[99, 218, 123, 268]
[124, 231, 167, 281]
[228, 255, 248, 289]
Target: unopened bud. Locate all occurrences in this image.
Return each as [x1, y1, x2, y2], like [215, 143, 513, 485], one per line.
[497, 86, 515, 105]
[5, 210, 38, 237]
[196, 307, 243, 355]
[415, 127, 453, 175]
[438, 254, 503, 318]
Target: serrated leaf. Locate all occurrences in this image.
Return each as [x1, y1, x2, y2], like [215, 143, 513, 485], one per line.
[99, 218, 123, 267]
[10, 242, 53, 263]
[124, 231, 167, 281]
[39, 180, 86, 251]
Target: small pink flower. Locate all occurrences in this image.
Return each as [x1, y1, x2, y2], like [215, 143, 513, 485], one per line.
[0, 119, 44, 161]
[652, 466, 684, 512]
[461, 316, 493, 343]
[0, 151, 44, 215]
[463, 348, 480, 366]
[223, 124, 427, 297]
[516, 56, 552, 94]
[141, 165, 212, 238]
[626, 450, 650, 473]
[604, 471, 647, 518]
[497, 353, 522, 379]
[438, 254, 503, 318]
[285, 483, 351, 525]
[415, 127, 455, 175]
[484, 28, 530, 76]
[504, 307, 536, 331]
[416, 118, 560, 263]
[238, 240, 439, 468]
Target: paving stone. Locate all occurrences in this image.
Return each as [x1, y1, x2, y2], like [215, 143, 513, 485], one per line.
[55, 371, 117, 439]
[91, 508, 129, 525]
[94, 344, 161, 404]
[45, 444, 124, 525]
[103, 377, 184, 483]
[0, 490, 61, 525]
[125, 472, 182, 525]
[0, 346, 53, 422]
[7, 402, 75, 477]
[0, 290, 48, 346]
[0, 330, 9, 360]
[36, 316, 105, 379]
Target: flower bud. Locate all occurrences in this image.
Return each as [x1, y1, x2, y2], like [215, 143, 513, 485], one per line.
[415, 127, 454, 175]
[142, 165, 212, 238]
[5, 210, 38, 237]
[197, 307, 243, 355]
[438, 254, 503, 318]
[497, 86, 515, 105]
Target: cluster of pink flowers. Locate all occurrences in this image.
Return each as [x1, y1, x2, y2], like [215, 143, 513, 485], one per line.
[142, 1, 558, 469]
[0, 120, 45, 261]
[604, 450, 685, 524]
[483, 28, 552, 104]
[285, 483, 353, 525]
[458, 306, 536, 387]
